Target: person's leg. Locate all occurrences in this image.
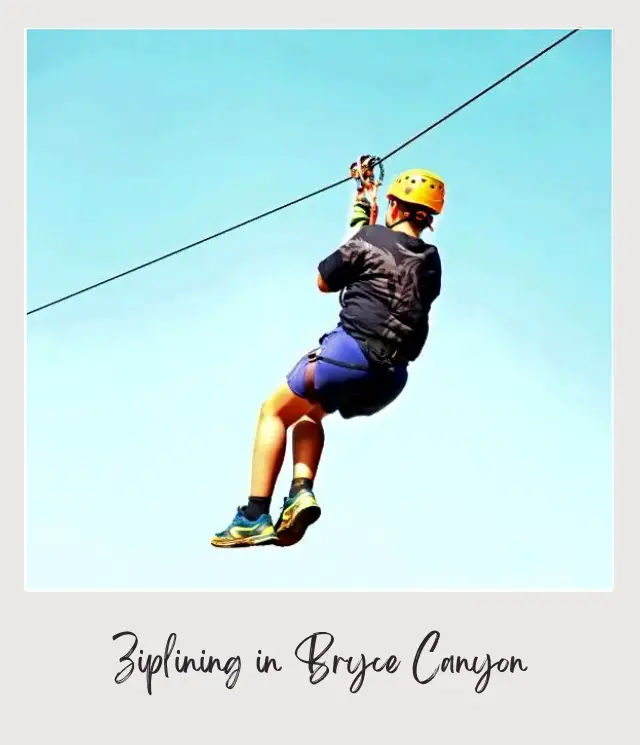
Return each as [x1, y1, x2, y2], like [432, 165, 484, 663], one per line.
[247, 383, 317, 511]
[212, 325, 365, 549]
[274, 405, 327, 547]
[210, 383, 317, 549]
[291, 406, 326, 483]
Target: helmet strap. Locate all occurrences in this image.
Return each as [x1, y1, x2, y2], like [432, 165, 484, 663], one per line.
[386, 201, 434, 232]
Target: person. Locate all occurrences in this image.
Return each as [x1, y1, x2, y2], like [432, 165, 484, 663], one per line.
[211, 165, 445, 549]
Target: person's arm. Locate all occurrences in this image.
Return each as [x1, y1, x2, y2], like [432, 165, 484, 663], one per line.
[316, 165, 374, 292]
[344, 154, 379, 240]
[417, 249, 442, 309]
[316, 234, 366, 293]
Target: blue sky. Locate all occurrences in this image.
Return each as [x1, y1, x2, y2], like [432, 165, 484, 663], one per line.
[26, 30, 612, 590]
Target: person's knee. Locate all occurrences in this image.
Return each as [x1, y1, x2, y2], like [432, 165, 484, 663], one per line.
[259, 384, 317, 427]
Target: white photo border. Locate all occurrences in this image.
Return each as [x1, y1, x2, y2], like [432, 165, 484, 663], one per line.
[4, 3, 636, 743]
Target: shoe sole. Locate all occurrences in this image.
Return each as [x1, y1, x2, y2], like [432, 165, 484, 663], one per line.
[275, 503, 321, 547]
[210, 531, 276, 549]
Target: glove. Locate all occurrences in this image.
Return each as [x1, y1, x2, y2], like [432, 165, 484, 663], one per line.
[349, 192, 372, 229]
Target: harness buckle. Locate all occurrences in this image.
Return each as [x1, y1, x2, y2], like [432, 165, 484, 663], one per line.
[364, 338, 407, 367]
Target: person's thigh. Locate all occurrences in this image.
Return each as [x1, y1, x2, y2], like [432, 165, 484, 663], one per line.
[286, 327, 366, 413]
[286, 326, 412, 419]
[338, 365, 409, 419]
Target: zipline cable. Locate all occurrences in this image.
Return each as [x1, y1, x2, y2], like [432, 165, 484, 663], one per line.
[377, 28, 580, 164]
[26, 28, 580, 317]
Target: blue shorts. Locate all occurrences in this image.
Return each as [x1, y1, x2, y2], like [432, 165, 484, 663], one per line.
[287, 326, 408, 419]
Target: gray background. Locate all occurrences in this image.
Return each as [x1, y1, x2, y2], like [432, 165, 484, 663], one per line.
[7, 4, 636, 743]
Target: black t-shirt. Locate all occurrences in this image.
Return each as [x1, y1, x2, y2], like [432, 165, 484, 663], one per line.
[318, 224, 442, 362]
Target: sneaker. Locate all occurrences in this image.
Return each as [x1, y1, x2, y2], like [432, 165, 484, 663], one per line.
[211, 508, 276, 548]
[274, 489, 321, 547]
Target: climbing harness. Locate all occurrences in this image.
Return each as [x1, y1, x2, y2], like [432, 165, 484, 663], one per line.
[350, 155, 385, 225]
[301, 334, 408, 398]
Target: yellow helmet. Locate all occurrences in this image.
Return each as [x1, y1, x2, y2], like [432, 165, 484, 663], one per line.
[386, 169, 445, 215]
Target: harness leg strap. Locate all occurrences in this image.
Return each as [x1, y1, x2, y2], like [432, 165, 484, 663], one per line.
[303, 355, 318, 398]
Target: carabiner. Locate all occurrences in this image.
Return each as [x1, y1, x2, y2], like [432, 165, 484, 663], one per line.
[350, 154, 383, 191]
